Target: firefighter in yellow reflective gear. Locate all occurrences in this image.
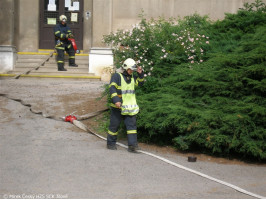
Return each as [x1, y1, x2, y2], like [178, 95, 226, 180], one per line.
[54, 15, 78, 71]
[108, 58, 144, 153]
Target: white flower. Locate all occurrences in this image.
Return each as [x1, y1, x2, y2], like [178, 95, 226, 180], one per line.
[189, 38, 194, 42]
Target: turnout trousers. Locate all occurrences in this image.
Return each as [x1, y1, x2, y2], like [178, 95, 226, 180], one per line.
[56, 42, 76, 70]
[107, 107, 138, 146]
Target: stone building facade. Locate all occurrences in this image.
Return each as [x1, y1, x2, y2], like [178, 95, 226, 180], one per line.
[0, 0, 263, 72]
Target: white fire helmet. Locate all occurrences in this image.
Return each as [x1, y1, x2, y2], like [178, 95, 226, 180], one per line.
[122, 58, 137, 71]
[59, 15, 67, 22]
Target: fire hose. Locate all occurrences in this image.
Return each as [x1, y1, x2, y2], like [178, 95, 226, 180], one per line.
[64, 117, 265, 199]
[1, 93, 265, 199]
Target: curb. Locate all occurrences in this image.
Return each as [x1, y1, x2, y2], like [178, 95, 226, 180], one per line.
[0, 74, 101, 79]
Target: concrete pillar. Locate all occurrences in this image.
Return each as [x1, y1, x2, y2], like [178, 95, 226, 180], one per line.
[89, 0, 114, 81]
[89, 48, 113, 81]
[83, 0, 93, 53]
[0, 0, 16, 73]
[92, 0, 113, 47]
[16, 0, 39, 52]
[0, 46, 17, 73]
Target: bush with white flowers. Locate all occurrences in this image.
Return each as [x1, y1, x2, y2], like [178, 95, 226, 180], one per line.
[103, 13, 210, 78]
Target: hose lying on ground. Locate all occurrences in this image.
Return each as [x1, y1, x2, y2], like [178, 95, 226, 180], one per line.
[65, 118, 266, 199]
[1, 93, 265, 199]
[75, 108, 109, 121]
[0, 93, 108, 121]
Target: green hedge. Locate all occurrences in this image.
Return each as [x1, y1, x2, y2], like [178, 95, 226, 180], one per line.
[103, 1, 266, 161]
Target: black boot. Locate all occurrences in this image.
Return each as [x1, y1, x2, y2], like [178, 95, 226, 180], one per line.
[127, 133, 139, 153]
[107, 144, 117, 150]
[69, 63, 78, 67]
[107, 134, 117, 150]
[69, 58, 78, 67]
[58, 63, 67, 71]
[128, 144, 141, 153]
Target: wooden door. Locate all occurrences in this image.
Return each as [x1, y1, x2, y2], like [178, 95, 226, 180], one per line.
[39, 0, 84, 49]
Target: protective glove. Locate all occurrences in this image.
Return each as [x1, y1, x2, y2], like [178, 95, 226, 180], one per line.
[68, 33, 74, 39]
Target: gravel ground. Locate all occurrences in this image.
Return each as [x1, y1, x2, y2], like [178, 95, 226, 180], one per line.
[0, 78, 265, 199]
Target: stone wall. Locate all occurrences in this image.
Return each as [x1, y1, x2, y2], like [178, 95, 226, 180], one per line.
[1, 0, 265, 52]
[15, 0, 39, 52]
[92, 0, 265, 47]
[0, 0, 15, 46]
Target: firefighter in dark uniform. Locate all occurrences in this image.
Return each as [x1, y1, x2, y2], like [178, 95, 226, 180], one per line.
[54, 15, 78, 71]
[108, 58, 144, 153]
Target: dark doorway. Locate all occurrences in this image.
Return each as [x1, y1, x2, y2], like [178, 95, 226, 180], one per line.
[39, 0, 84, 49]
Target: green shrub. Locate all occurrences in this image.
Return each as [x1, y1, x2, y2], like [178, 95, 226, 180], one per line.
[102, 2, 266, 161]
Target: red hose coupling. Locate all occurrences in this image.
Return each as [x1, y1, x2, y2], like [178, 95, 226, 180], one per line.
[65, 115, 77, 123]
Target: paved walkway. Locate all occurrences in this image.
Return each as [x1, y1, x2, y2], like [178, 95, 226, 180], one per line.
[0, 78, 265, 199]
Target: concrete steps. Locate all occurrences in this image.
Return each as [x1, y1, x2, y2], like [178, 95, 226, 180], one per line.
[47, 59, 89, 65]
[5, 50, 101, 80]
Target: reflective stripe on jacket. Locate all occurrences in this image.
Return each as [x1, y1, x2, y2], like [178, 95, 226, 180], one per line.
[119, 73, 139, 115]
[54, 23, 72, 45]
[109, 71, 144, 111]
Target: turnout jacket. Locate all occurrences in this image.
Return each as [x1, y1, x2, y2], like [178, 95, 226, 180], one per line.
[109, 70, 144, 107]
[54, 23, 72, 44]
